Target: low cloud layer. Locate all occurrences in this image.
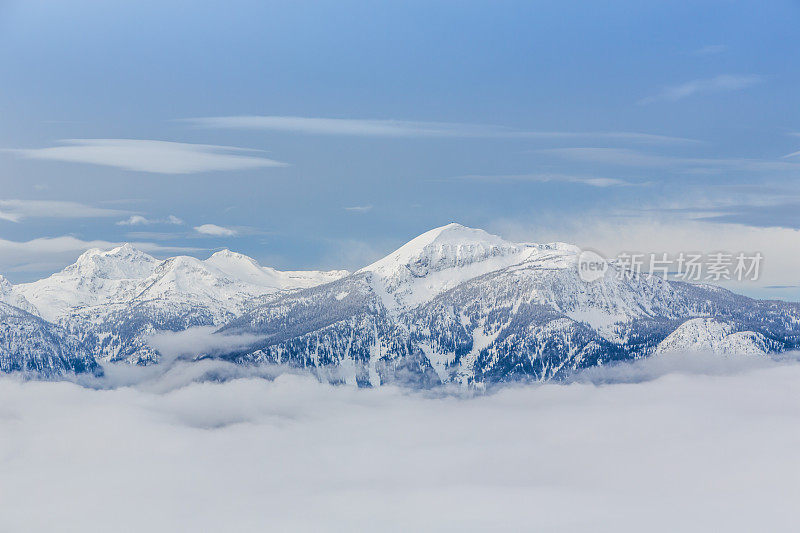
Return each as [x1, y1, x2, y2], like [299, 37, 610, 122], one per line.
[1, 354, 799, 532]
[8, 139, 288, 174]
[147, 327, 263, 361]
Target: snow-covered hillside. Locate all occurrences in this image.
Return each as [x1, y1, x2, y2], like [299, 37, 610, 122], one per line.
[654, 318, 770, 355]
[0, 274, 38, 315]
[0, 302, 100, 376]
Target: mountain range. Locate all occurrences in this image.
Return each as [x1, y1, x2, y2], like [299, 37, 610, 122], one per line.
[1, 223, 798, 386]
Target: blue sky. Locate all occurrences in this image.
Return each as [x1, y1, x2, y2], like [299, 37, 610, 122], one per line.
[1, 0, 799, 297]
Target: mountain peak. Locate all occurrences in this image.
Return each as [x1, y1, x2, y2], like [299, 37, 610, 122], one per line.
[113, 242, 138, 254]
[76, 242, 153, 263]
[208, 248, 258, 264]
[362, 223, 523, 278]
[72, 243, 159, 279]
[357, 224, 534, 310]
[406, 223, 503, 247]
[205, 248, 269, 277]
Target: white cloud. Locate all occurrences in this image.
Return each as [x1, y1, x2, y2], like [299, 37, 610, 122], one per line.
[117, 215, 184, 226]
[638, 74, 763, 105]
[194, 224, 237, 237]
[187, 116, 697, 144]
[454, 173, 636, 187]
[1, 356, 800, 531]
[343, 205, 373, 213]
[0, 199, 128, 223]
[117, 215, 151, 226]
[7, 139, 288, 174]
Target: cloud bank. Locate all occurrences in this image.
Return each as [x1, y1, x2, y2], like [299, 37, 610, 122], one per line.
[8, 139, 288, 174]
[1, 354, 799, 532]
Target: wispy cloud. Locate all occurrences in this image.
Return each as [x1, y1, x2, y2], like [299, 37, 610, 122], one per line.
[0, 199, 129, 223]
[694, 202, 800, 230]
[638, 74, 763, 105]
[538, 147, 800, 173]
[691, 44, 727, 56]
[453, 173, 637, 188]
[194, 224, 238, 237]
[344, 205, 373, 213]
[7, 139, 288, 174]
[186, 116, 697, 144]
[117, 215, 184, 226]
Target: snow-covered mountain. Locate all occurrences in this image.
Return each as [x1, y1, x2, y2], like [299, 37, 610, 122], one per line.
[15, 245, 347, 323]
[219, 224, 800, 387]
[11, 245, 348, 364]
[2, 224, 799, 383]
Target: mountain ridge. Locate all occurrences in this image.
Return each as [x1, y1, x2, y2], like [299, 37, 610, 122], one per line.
[1, 223, 799, 384]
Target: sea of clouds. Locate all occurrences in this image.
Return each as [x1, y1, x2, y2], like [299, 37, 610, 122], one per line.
[2, 350, 799, 532]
